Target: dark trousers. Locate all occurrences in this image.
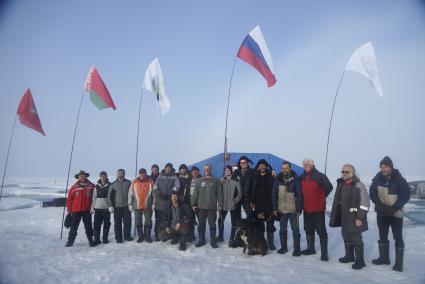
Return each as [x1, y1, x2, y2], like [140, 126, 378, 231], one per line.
[134, 209, 152, 228]
[198, 209, 217, 239]
[154, 210, 163, 239]
[218, 209, 240, 239]
[342, 231, 363, 246]
[377, 215, 404, 247]
[279, 213, 300, 236]
[93, 209, 111, 242]
[114, 207, 132, 241]
[68, 211, 93, 243]
[237, 198, 253, 218]
[303, 212, 327, 239]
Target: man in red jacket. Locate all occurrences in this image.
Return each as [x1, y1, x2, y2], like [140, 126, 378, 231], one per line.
[300, 159, 333, 261]
[66, 170, 96, 247]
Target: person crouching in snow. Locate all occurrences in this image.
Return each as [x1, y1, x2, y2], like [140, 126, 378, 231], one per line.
[330, 164, 370, 270]
[66, 170, 95, 247]
[90, 171, 112, 245]
[160, 191, 194, 251]
[128, 168, 154, 243]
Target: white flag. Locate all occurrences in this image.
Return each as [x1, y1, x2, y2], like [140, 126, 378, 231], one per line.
[143, 58, 171, 116]
[345, 42, 383, 97]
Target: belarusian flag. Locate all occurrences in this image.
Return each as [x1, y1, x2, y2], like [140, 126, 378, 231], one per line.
[17, 89, 46, 136]
[84, 66, 116, 110]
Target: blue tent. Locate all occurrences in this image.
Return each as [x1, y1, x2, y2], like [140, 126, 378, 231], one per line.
[188, 152, 303, 178]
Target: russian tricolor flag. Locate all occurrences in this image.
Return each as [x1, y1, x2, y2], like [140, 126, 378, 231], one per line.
[237, 26, 277, 87]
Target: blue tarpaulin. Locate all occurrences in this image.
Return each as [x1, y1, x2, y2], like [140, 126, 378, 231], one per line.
[188, 152, 303, 178]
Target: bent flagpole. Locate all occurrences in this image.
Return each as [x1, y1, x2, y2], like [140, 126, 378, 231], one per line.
[0, 116, 17, 202]
[60, 91, 85, 239]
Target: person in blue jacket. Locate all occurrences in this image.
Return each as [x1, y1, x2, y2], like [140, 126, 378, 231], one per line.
[369, 156, 410, 272]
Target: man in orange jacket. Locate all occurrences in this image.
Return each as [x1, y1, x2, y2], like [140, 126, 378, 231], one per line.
[66, 170, 96, 247]
[129, 168, 154, 243]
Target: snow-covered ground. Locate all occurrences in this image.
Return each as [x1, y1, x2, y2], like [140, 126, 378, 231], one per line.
[0, 178, 425, 284]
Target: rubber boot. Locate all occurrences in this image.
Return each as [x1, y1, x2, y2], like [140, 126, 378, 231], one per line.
[267, 232, 276, 251]
[320, 238, 329, 261]
[301, 235, 316, 255]
[339, 243, 355, 263]
[392, 246, 404, 272]
[372, 241, 390, 265]
[352, 245, 366, 270]
[277, 232, 288, 254]
[293, 234, 301, 256]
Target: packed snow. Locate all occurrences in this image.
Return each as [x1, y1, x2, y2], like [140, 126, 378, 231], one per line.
[0, 178, 424, 284]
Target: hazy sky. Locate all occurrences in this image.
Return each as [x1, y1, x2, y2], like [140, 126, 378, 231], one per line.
[0, 0, 424, 180]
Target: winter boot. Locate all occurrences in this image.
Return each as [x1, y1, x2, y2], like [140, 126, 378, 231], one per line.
[339, 243, 355, 263]
[102, 224, 110, 244]
[66, 232, 76, 247]
[293, 234, 301, 256]
[352, 245, 366, 270]
[301, 235, 316, 255]
[277, 232, 288, 254]
[372, 241, 390, 265]
[210, 230, 218, 248]
[267, 232, 276, 251]
[87, 235, 96, 247]
[136, 226, 144, 243]
[179, 234, 187, 251]
[195, 229, 206, 247]
[392, 246, 404, 272]
[228, 227, 237, 248]
[320, 238, 329, 261]
[144, 226, 153, 243]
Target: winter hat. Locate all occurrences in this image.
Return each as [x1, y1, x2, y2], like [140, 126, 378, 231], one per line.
[237, 155, 253, 167]
[151, 164, 159, 170]
[74, 170, 90, 179]
[99, 171, 107, 177]
[179, 164, 188, 171]
[165, 162, 173, 169]
[255, 159, 272, 171]
[139, 168, 147, 174]
[380, 156, 393, 169]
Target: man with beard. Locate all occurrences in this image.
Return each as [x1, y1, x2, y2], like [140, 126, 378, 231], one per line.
[233, 156, 255, 218]
[252, 159, 276, 250]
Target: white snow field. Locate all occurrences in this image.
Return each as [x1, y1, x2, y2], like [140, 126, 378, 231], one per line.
[0, 178, 425, 284]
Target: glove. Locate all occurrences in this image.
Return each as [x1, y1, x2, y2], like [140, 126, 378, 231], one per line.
[109, 207, 114, 213]
[90, 209, 95, 214]
[128, 205, 134, 212]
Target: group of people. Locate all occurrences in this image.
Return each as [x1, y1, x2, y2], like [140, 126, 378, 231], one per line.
[65, 155, 410, 272]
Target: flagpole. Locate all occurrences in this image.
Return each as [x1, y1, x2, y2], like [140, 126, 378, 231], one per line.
[223, 58, 237, 170]
[324, 70, 346, 175]
[60, 91, 85, 239]
[0, 115, 18, 202]
[135, 88, 144, 178]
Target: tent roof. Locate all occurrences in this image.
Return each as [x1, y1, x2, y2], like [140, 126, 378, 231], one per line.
[188, 152, 303, 178]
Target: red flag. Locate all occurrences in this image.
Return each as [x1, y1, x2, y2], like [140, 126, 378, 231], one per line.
[84, 66, 116, 110]
[17, 89, 46, 136]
